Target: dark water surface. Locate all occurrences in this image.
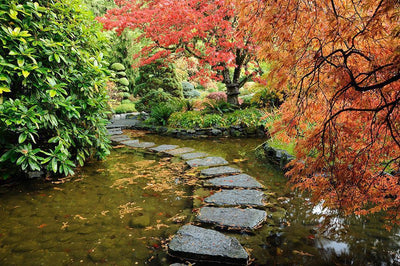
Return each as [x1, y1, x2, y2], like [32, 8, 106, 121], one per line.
[0, 132, 399, 265]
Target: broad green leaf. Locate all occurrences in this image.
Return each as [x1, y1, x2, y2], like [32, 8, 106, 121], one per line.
[18, 133, 27, 143]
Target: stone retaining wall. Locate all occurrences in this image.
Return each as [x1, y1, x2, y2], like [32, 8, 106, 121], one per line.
[256, 143, 295, 170]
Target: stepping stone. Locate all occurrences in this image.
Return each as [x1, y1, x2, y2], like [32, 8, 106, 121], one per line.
[107, 127, 123, 135]
[200, 166, 241, 177]
[186, 157, 228, 168]
[168, 225, 248, 265]
[165, 147, 195, 156]
[121, 139, 140, 147]
[197, 207, 266, 230]
[204, 189, 265, 207]
[181, 152, 208, 160]
[110, 135, 131, 142]
[150, 145, 179, 152]
[205, 174, 264, 189]
[123, 141, 155, 148]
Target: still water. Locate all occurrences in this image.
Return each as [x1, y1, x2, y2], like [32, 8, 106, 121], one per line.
[0, 131, 399, 265]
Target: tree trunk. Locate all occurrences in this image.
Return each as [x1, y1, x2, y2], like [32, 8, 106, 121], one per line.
[226, 83, 240, 105]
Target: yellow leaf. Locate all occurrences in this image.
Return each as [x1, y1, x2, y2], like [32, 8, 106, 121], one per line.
[49, 90, 57, 97]
[0, 86, 11, 94]
[22, 70, 29, 78]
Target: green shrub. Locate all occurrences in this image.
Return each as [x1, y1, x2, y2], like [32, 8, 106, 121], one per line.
[117, 71, 127, 76]
[182, 81, 200, 99]
[0, 0, 110, 179]
[118, 77, 130, 86]
[119, 86, 130, 92]
[135, 88, 172, 113]
[134, 61, 183, 111]
[225, 108, 265, 127]
[203, 114, 225, 128]
[114, 103, 136, 114]
[121, 99, 132, 104]
[202, 100, 237, 114]
[168, 111, 203, 129]
[147, 103, 177, 126]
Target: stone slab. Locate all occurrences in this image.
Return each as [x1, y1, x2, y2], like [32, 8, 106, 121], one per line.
[107, 128, 123, 135]
[197, 207, 266, 230]
[120, 139, 140, 147]
[204, 189, 265, 207]
[205, 174, 264, 189]
[110, 135, 131, 142]
[123, 141, 155, 148]
[168, 225, 248, 265]
[200, 166, 241, 177]
[165, 147, 196, 156]
[186, 157, 228, 168]
[181, 152, 208, 160]
[149, 145, 179, 152]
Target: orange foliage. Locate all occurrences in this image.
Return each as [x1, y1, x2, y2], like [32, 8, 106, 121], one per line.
[236, 0, 400, 226]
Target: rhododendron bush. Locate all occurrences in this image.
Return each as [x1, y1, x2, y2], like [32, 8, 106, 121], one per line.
[236, 0, 400, 227]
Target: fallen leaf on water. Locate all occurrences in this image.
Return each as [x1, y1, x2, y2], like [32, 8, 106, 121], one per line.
[37, 223, 48, 229]
[61, 222, 69, 230]
[74, 214, 87, 220]
[101, 210, 110, 216]
[293, 250, 314, 256]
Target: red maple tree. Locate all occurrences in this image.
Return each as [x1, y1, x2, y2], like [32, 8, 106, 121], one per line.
[98, 0, 260, 105]
[236, 0, 400, 227]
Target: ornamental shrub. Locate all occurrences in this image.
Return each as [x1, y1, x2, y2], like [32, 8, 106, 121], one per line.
[0, 0, 110, 179]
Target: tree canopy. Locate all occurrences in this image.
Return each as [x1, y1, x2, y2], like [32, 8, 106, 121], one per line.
[235, 0, 400, 227]
[98, 0, 261, 105]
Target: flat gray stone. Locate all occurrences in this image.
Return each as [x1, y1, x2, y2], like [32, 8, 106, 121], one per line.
[186, 157, 228, 168]
[206, 174, 264, 189]
[197, 207, 266, 230]
[168, 225, 248, 264]
[120, 139, 140, 147]
[110, 135, 131, 142]
[107, 128, 123, 135]
[165, 147, 196, 156]
[201, 166, 241, 177]
[149, 145, 179, 152]
[181, 152, 208, 160]
[204, 190, 265, 207]
[124, 141, 155, 148]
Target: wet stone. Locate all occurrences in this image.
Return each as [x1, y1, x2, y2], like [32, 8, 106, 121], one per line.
[205, 174, 264, 189]
[168, 225, 248, 265]
[186, 157, 228, 168]
[197, 207, 267, 230]
[121, 139, 140, 147]
[110, 135, 131, 142]
[125, 142, 156, 148]
[165, 147, 196, 156]
[200, 166, 241, 177]
[107, 128, 123, 135]
[181, 152, 208, 160]
[150, 145, 180, 152]
[204, 189, 265, 207]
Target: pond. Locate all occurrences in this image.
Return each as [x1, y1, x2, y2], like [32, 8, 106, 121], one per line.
[0, 131, 399, 265]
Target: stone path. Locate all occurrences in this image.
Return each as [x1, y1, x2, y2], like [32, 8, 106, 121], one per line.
[107, 128, 267, 265]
